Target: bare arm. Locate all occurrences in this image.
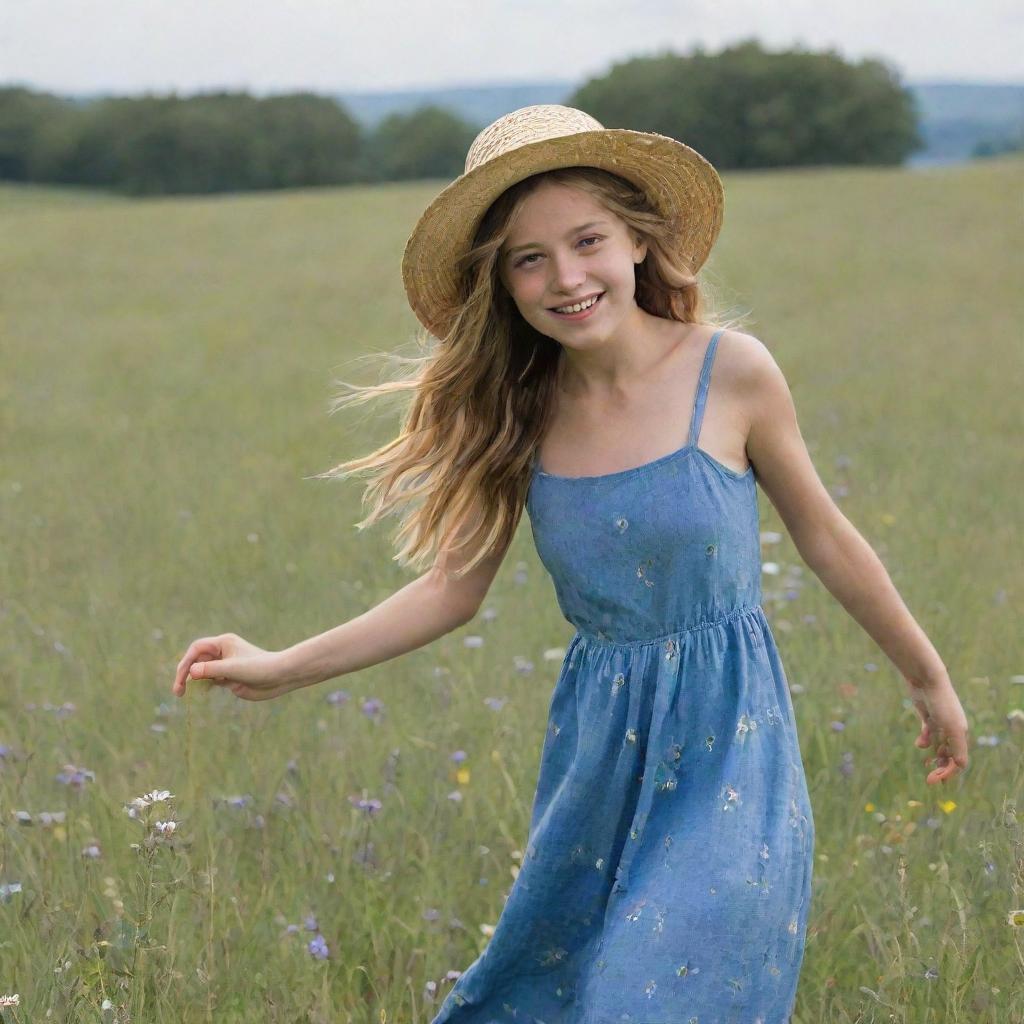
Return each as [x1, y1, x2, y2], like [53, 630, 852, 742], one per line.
[733, 331, 969, 783]
[281, 506, 512, 689]
[279, 572, 476, 689]
[176, 498, 513, 700]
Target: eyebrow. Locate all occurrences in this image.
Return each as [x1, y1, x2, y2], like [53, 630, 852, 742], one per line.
[504, 221, 609, 258]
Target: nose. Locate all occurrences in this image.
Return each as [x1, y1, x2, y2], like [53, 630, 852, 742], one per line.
[548, 251, 587, 294]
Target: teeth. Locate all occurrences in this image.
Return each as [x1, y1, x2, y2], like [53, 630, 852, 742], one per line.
[554, 294, 600, 314]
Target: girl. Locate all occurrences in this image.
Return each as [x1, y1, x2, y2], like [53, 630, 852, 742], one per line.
[172, 105, 969, 1022]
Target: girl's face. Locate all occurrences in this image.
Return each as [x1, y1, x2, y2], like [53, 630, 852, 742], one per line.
[497, 181, 647, 344]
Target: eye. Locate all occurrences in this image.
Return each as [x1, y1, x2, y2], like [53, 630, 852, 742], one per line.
[514, 236, 602, 268]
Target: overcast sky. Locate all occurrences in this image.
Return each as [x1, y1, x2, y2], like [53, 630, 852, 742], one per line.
[2, 0, 1021, 96]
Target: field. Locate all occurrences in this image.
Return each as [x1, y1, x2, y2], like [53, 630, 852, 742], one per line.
[1, 154, 1022, 1022]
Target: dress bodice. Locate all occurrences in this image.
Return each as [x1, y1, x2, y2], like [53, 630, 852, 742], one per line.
[526, 329, 762, 643]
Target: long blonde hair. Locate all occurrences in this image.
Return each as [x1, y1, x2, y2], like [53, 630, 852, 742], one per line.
[310, 166, 748, 579]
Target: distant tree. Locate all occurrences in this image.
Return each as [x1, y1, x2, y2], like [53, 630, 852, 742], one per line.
[357, 105, 477, 182]
[0, 87, 72, 180]
[4, 88, 363, 194]
[569, 39, 922, 168]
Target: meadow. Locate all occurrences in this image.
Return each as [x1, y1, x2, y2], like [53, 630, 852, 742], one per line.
[1, 153, 1022, 1023]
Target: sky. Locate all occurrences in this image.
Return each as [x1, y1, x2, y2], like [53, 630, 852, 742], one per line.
[2, 0, 1021, 97]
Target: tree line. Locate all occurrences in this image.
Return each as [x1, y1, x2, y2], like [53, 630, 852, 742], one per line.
[0, 40, 924, 196]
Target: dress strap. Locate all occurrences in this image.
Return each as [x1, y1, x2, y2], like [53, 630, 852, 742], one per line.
[687, 329, 725, 447]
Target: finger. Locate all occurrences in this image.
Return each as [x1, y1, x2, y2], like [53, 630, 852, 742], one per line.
[914, 720, 932, 748]
[174, 640, 221, 695]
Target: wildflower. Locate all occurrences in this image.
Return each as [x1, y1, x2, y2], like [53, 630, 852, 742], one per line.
[82, 844, 102, 859]
[304, 914, 319, 932]
[864, 803, 876, 813]
[447, 790, 463, 802]
[762, 562, 780, 575]
[326, 689, 350, 706]
[0, 882, 22, 901]
[1007, 909, 1024, 927]
[760, 530, 782, 544]
[463, 635, 484, 648]
[830, 721, 845, 732]
[450, 749, 467, 763]
[133, 789, 174, 809]
[976, 735, 1000, 746]
[56, 764, 95, 788]
[153, 820, 177, 836]
[0, 994, 20, 1006]
[348, 795, 382, 815]
[542, 647, 566, 661]
[361, 697, 384, 719]
[938, 800, 957, 814]
[483, 697, 506, 711]
[456, 768, 471, 784]
[307, 933, 329, 959]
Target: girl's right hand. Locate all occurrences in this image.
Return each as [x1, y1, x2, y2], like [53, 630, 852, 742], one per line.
[172, 633, 295, 702]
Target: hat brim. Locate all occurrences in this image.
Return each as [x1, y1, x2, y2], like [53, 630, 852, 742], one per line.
[401, 128, 724, 338]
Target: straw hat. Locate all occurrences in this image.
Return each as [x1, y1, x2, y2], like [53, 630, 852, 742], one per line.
[401, 103, 724, 338]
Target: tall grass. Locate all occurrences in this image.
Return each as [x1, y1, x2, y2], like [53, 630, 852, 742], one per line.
[1, 155, 1022, 1022]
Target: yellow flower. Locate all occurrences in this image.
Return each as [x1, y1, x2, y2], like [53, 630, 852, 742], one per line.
[938, 800, 957, 814]
[880, 512, 897, 526]
[456, 768, 471, 785]
[864, 802, 876, 813]
[1008, 909, 1024, 927]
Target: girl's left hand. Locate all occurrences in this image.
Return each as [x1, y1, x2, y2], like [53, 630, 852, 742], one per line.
[903, 674, 970, 785]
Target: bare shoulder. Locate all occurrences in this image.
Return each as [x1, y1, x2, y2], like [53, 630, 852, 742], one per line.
[712, 328, 783, 387]
[706, 328, 790, 428]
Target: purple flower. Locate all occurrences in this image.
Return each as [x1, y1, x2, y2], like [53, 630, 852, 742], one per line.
[0, 744, 10, 759]
[449, 750, 467, 763]
[483, 697, 507, 712]
[361, 698, 384, 720]
[307, 933, 329, 960]
[326, 690, 350, 706]
[830, 721, 846, 732]
[348, 795, 382, 815]
[56, 764, 95, 788]
[839, 752, 855, 778]
[304, 913, 319, 932]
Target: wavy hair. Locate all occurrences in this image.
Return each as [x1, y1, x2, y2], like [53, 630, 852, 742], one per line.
[309, 166, 749, 580]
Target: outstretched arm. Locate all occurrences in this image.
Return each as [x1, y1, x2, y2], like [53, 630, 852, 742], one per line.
[736, 334, 969, 785]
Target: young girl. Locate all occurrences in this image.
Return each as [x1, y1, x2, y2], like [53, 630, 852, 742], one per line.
[172, 105, 969, 1022]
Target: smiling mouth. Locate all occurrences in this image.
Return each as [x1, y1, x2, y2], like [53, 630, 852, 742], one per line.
[548, 292, 605, 315]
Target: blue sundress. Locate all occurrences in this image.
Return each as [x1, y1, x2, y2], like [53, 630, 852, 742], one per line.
[432, 329, 815, 1024]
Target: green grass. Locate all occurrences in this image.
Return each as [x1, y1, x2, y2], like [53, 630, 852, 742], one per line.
[1, 154, 1022, 1022]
